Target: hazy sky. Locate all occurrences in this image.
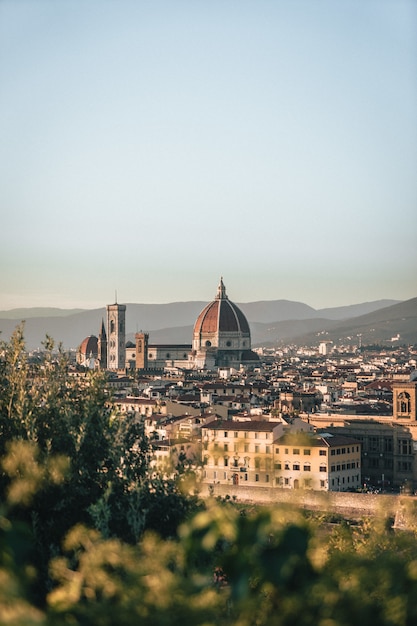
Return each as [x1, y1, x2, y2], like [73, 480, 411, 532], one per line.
[1, 0, 416, 311]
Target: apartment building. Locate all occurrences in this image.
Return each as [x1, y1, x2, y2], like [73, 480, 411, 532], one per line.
[201, 421, 361, 492]
[275, 433, 362, 491]
[202, 420, 283, 486]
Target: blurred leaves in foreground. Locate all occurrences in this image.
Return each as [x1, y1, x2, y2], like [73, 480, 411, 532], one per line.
[2, 442, 417, 625]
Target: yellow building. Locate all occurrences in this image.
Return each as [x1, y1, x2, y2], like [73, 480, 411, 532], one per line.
[275, 432, 361, 491]
[202, 421, 283, 486]
[201, 421, 361, 491]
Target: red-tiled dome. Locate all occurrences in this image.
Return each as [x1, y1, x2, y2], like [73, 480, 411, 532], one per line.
[193, 279, 250, 347]
[194, 291, 250, 335]
[78, 335, 98, 357]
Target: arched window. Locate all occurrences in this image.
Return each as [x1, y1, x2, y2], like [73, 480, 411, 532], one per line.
[397, 392, 411, 415]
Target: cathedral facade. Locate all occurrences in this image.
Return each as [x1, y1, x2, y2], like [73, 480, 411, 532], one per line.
[78, 279, 259, 372]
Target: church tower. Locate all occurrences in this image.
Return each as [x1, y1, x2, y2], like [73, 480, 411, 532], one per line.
[106, 301, 126, 370]
[393, 381, 417, 421]
[135, 332, 149, 370]
[97, 318, 107, 369]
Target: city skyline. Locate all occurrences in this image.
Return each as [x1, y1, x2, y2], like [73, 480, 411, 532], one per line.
[1, 1, 416, 311]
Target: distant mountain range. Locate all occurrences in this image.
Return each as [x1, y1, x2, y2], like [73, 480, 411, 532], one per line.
[0, 298, 415, 350]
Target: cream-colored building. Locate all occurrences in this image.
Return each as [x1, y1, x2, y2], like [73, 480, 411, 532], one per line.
[201, 420, 361, 492]
[202, 420, 283, 487]
[275, 432, 361, 491]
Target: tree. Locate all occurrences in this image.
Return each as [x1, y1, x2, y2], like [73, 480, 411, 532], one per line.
[0, 326, 198, 603]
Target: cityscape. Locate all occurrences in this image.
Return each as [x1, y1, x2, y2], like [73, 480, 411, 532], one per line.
[1, 0, 416, 622]
[43, 277, 417, 496]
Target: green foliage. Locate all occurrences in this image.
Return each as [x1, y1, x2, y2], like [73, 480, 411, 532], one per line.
[0, 326, 199, 602]
[2, 443, 417, 624]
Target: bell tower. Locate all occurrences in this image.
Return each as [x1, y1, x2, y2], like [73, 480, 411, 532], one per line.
[97, 318, 107, 369]
[106, 300, 126, 370]
[393, 381, 417, 421]
[135, 332, 149, 370]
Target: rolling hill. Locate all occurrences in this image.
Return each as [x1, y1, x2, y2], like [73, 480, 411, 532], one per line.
[0, 298, 413, 350]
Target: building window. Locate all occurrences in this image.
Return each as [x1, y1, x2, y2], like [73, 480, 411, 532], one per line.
[224, 432, 228, 438]
[265, 474, 270, 483]
[319, 465, 327, 472]
[255, 474, 259, 482]
[274, 462, 282, 470]
[285, 462, 290, 470]
[284, 478, 289, 485]
[303, 464, 311, 472]
[397, 392, 411, 414]
[244, 444, 249, 453]
[293, 449, 300, 455]
[304, 449, 311, 455]
[304, 479, 312, 488]
[320, 480, 326, 488]
[266, 446, 271, 454]
[255, 445, 260, 453]
[398, 460, 412, 472]
[224, 457, 229, 467]
[255, 458, 260, 469]
[234, 432, 238, 438]
[369, 437, 379, 452]
[293, 463, 300, 471]
[275, 448, 280, 454]
[321, 450, 327, 456]
[398, 440, 412, 455]
[224, 444, 228, 452]
[384, 438, 393, 453]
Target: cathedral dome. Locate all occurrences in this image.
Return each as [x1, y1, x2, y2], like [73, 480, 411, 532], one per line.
[76, 335, 98, 368]
[194, 279, 250, 338]
[192, 279, 255, 369]
[78, 335, 98, 358]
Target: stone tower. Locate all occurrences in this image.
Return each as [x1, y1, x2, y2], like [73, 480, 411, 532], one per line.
[106, 302, 126, 370]
[135, 332, 149, 370]
[393, 381, 417, 422]
[97, 318, 107, 369]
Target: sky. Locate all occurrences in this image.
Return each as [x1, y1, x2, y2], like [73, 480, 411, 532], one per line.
[1, 0, 416, 311]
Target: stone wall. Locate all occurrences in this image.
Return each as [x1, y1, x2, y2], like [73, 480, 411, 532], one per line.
[200, 483, 403, 521]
